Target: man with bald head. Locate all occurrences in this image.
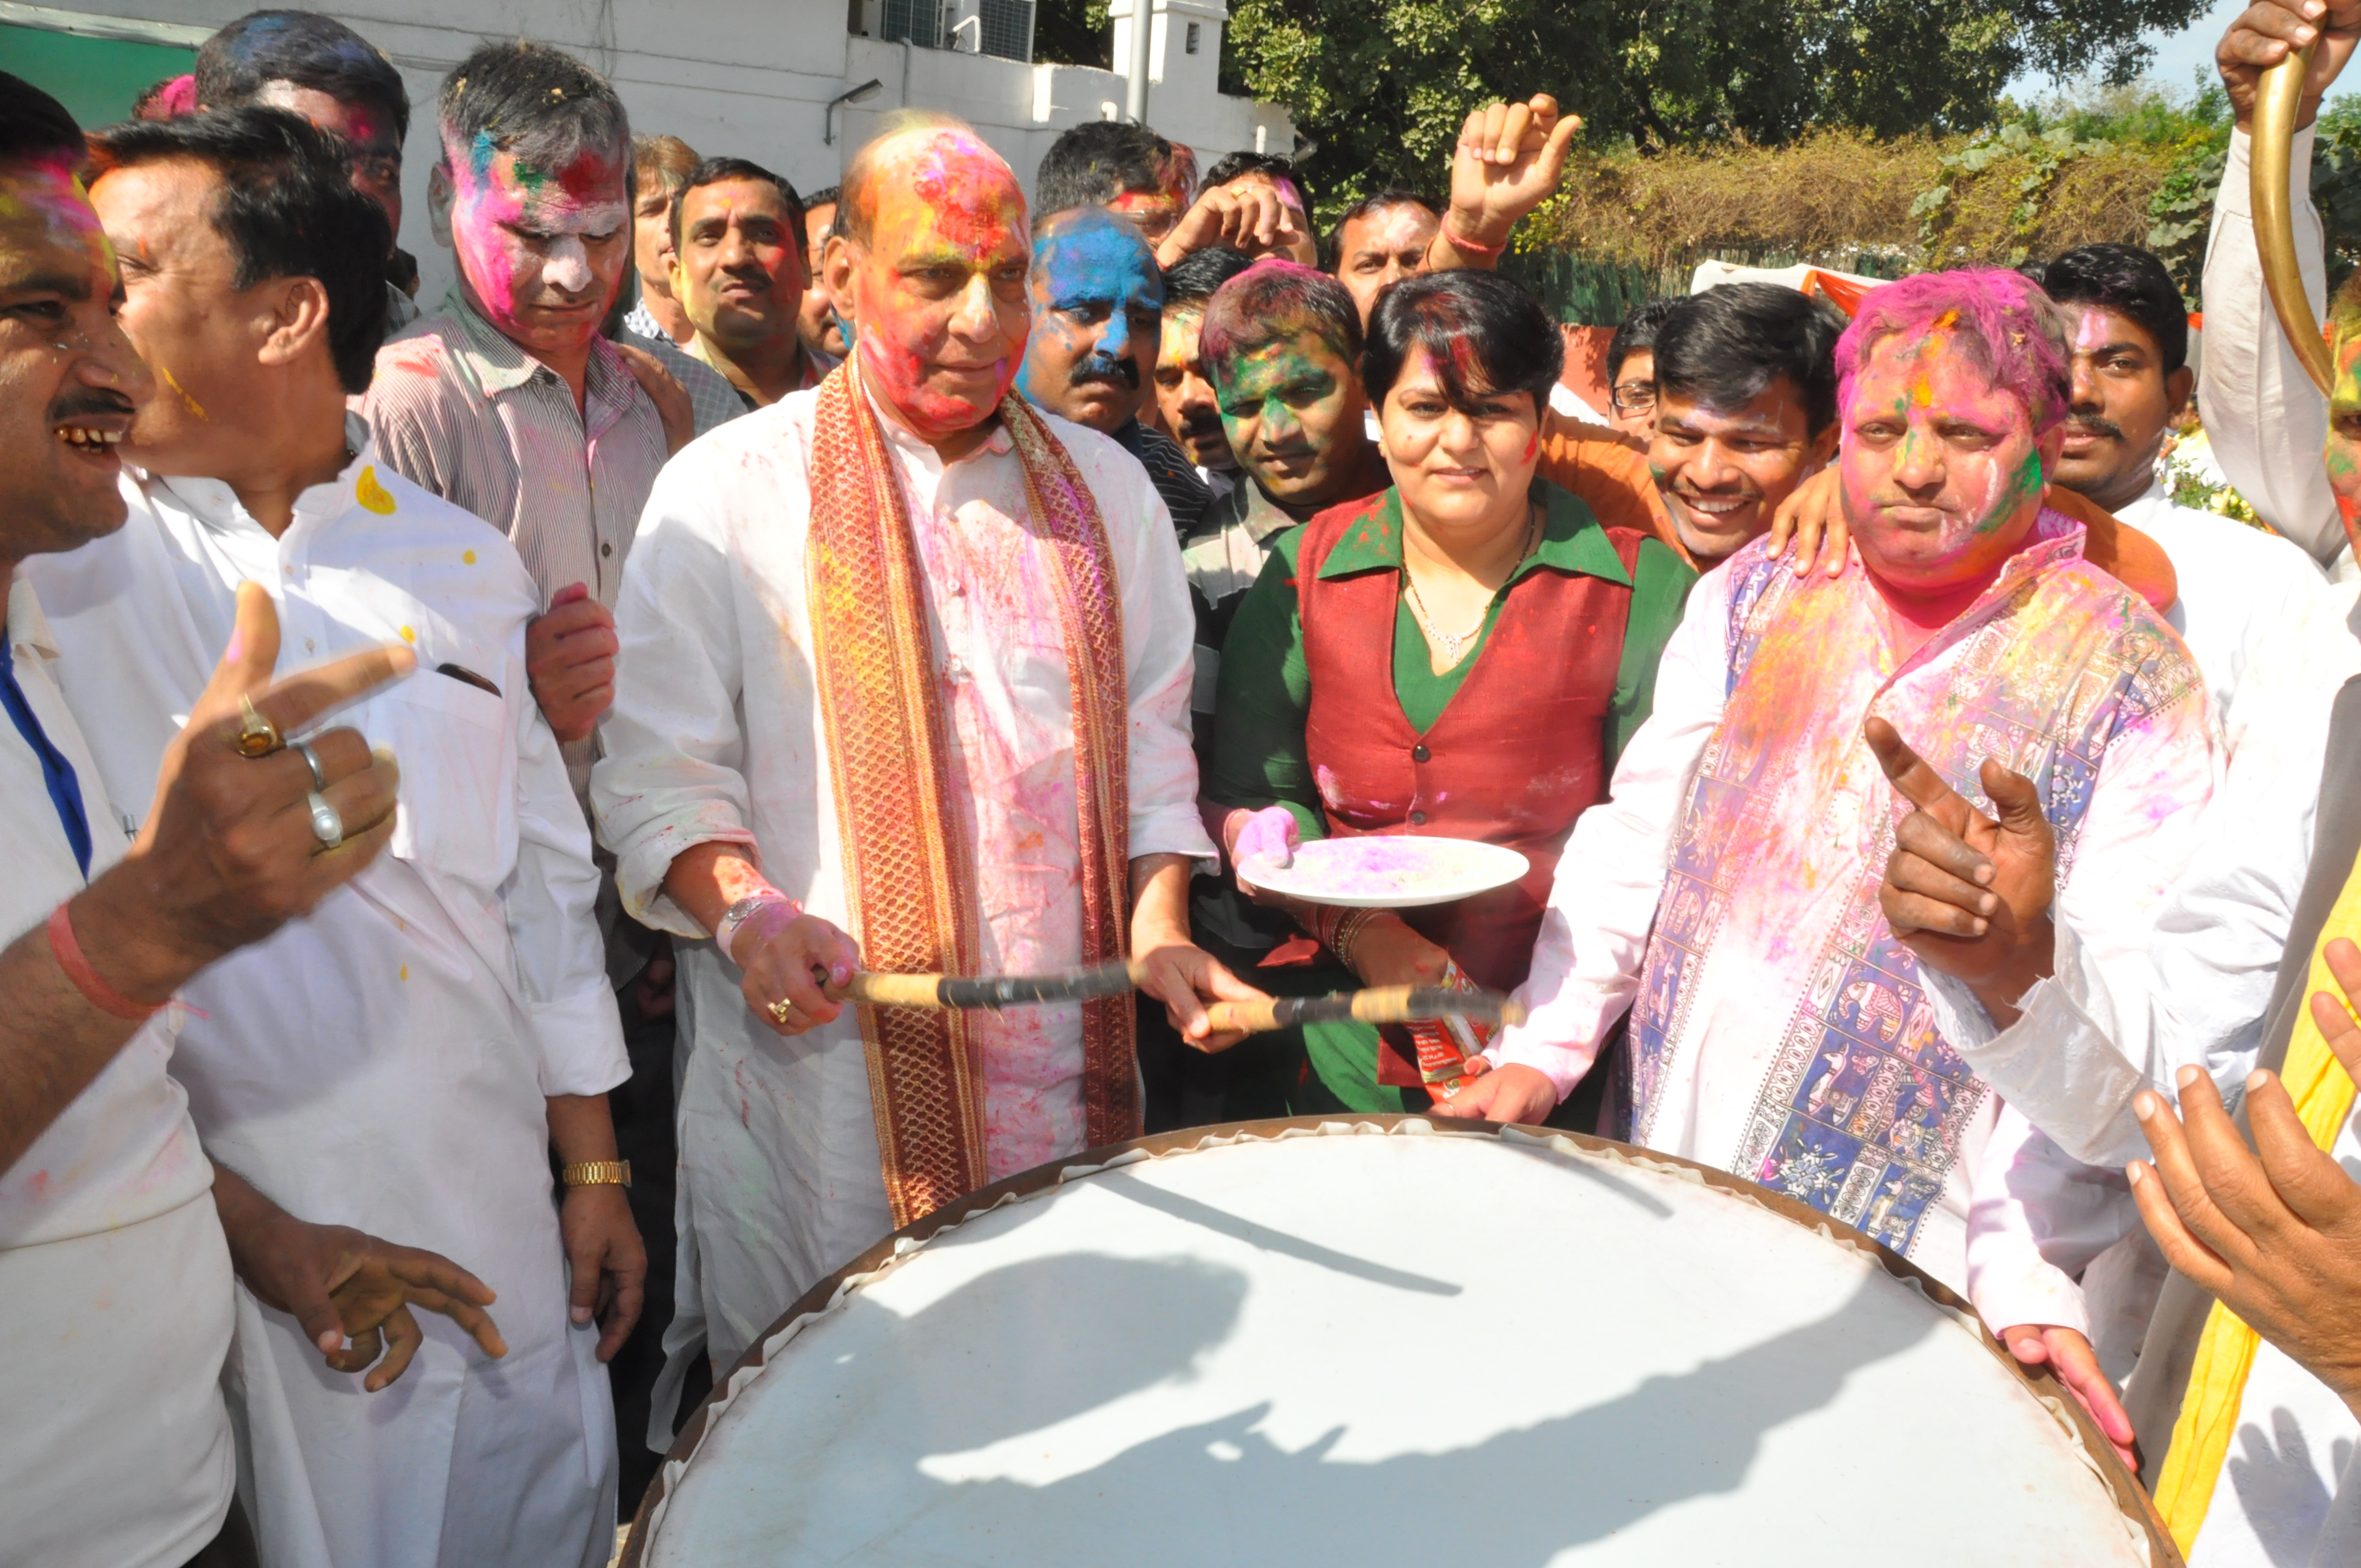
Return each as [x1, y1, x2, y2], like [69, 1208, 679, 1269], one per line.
[1020, 204, 1211, 536]
[594, 112, 1264, 1374]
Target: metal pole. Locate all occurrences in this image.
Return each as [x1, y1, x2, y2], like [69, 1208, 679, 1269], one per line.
[1124, 0, 1152, 124]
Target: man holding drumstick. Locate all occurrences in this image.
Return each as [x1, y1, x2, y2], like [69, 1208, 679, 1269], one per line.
[592, 113, 1266, 1388]
[1452, 269, 2218, 1313]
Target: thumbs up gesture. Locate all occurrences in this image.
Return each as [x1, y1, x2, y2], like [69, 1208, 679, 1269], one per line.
[1864, 716, 2057, 1026]
[84, 583, 414, 1001]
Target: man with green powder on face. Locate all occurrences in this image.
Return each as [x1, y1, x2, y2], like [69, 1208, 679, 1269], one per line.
[361, 42, 668, 804]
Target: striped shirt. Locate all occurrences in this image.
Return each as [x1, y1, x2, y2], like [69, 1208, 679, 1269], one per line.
[1113, 418, 1213, 543]
[361, 290, 669, 800]
[362, 290, 667, 617]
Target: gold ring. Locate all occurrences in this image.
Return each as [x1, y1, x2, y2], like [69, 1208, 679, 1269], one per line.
[234, 695, 283, 758]
[768, 998, 795, 1024]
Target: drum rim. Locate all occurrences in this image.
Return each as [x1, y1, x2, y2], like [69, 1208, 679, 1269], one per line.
[622, 1114, 2182, 1568]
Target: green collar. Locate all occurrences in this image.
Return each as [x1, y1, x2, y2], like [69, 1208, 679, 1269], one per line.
[1316, 481, 1630, 587]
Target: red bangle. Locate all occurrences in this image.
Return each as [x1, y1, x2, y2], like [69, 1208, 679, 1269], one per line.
[1441, 222, 1506, 257]
[47, 902, 162, 1022]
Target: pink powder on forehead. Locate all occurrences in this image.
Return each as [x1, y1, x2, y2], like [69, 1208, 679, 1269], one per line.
[1835, 269, 2070, 433]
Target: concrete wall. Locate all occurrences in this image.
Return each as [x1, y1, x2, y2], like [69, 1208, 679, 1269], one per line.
[67, 0, 1291, 307]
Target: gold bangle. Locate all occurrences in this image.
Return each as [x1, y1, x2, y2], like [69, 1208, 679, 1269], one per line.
[560, 1159, 632, 1189]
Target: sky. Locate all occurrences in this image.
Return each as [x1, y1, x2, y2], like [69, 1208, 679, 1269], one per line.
[2008, 0, 2243, 103]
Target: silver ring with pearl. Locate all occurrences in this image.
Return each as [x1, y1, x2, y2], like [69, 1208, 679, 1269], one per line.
[307, 791, 345, 849]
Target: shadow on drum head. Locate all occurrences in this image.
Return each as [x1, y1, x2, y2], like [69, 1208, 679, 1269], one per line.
[817, 1250, 1251, 1460]
[893, 1271, 1936, 1565]
[1093, 1170, 1462, 1297]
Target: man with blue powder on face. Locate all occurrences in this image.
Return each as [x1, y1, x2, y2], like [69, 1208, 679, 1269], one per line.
[1019, 204, 1211, 537]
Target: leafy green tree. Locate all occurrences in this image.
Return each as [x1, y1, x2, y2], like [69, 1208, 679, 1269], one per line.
[1069, 0, 2212, 218]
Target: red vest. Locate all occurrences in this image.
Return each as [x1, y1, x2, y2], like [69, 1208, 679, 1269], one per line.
[1296, 493, 1642, 999]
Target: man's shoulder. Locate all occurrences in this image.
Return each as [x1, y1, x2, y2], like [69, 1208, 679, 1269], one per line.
[366, 315, 479, 413]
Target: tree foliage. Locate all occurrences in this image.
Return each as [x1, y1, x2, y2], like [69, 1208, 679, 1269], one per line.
[1196, 0, 2210, 219]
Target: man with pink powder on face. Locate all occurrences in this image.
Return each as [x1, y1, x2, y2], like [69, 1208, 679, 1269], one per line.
[360, 43, 666, 818]
[591, 111, 1267, 1390]
[1443, 270, 2219, 1310]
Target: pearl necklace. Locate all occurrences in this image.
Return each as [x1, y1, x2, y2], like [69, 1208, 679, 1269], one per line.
[1403, 504, 1539, 670]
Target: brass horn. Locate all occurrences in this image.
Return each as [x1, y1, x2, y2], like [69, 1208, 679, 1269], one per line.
[2253, 40, 2338, 394]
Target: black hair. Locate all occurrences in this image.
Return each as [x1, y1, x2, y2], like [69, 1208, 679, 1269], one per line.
[197, 10, 410, 143]
[1362, 268, 1562, 416]
[1162, 245, 1254, 309]
[804, 184, 841, 209]
[1652, 282, 1847, 436]
[2037, 242, 2190, 375]
[1036, 119, 1170, 216]
[669, 155, 804, 255]
[89, 107, 391, 394]
[1606, 295, 1681, 386]
[437, 41, 629, 182]
[1320, 187, 1440, 271]
[0, 70, 83, 169]
[1201, 150, 1310, 210]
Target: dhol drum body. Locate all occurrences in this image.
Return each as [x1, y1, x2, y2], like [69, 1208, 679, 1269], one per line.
[628, 1117, 2177, 1566]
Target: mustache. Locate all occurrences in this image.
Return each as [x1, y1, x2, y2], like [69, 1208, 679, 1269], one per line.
[50, 386, 137, 423]
[1067, 355, 1139, 392]
[2065, 413, 2123, 440]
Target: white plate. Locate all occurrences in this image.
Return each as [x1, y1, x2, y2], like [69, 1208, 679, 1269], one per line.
[1242, 835, 1529, 908]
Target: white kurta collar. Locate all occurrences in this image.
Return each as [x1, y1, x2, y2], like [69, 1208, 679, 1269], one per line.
[150, 415, 379, 544]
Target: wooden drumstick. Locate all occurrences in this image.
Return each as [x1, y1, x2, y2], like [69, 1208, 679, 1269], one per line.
[831, 960, 1148, 1010]
[1200, 986, 1527, 1036]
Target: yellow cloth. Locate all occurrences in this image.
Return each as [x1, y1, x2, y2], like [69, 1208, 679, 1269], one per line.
[2152, 852, 2361, 1554]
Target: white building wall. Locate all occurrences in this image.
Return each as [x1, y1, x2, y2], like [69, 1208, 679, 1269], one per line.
[80, 0, 1292, 308]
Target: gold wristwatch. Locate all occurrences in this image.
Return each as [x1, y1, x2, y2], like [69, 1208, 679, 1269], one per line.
[559, 1159, 632, 1189]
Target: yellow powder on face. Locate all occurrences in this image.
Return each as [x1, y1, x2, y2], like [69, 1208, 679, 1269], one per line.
[157, 363, 207, 421]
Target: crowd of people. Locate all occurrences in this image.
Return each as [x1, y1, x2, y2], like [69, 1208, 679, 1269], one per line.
[4, 2, 2361, 1565]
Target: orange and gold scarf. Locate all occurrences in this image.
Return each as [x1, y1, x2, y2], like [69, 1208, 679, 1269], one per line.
[807, 363, 1138, 1227]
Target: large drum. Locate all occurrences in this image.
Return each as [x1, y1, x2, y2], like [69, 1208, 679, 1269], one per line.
[627, 1117, 2177, 1566]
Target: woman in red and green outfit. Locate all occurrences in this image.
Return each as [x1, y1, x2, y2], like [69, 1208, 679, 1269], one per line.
[1206, 268, 1695, 1115]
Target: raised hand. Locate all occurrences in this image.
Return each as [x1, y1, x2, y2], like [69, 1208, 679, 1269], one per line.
[99, 582, 409, 989]
[2219, 0, 2361, 130]
[1432, 95, 1584, 265]
[1996, 1322, 2136, 1468]
[1155, 180, 1307, 268]
[1763, 464, 1855, 578]
[525, 582, 617, 744]
[1864, 716, 2056, 1023]
[2130, 1044, 2361, 1418]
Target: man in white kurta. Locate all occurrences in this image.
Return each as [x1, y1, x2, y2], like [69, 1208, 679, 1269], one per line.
[30, 433, 630, 1567]
[592, 119, 1227, 1380]
[1923, 8, 2361, 1556]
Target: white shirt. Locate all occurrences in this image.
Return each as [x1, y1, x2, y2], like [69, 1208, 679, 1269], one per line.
[1956, 585, 2361, 1336]
[0, 571, 233, 1568]
[25, 440, 627, 1568]
[2198, 127, 2355, 575]
[592, 387, 1212, 1366]
[1493, 527, 2218, 1291]
[2115, 480, 2332, 736]
[1948, 492, 2333, 1336]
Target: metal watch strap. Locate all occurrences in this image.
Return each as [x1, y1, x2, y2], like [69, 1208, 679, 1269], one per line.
[559, 1159, 632, 1188]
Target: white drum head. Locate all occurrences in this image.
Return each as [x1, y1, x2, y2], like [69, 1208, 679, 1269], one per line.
[634, 1121, 2164, 1567]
